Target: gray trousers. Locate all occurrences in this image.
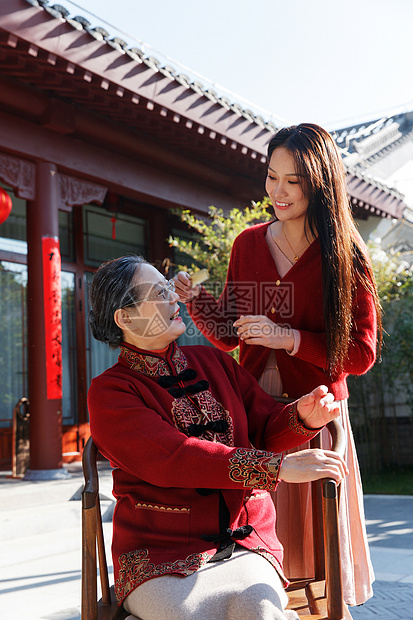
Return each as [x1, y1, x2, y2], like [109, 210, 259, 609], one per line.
[124, 546, 299, 620]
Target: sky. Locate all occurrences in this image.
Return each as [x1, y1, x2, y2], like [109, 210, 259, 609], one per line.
[55, 0, 413, 130]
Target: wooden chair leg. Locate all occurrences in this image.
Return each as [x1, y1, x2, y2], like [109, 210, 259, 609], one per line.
[323, 479, 345, 620]
[82, 436, 129, 620]
[311, 432, 325, 581]
[97, 498, 111, 605]
[285, 418, 351, 619]
[82, 503, 98, 620]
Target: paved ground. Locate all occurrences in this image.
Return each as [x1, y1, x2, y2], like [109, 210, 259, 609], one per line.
[351, 495, 413, 620]
[0, 464, 412, 620]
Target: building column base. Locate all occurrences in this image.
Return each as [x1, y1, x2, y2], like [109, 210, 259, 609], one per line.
[24, 468, 71, 480]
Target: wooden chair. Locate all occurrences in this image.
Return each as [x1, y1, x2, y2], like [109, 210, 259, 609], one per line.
[285, 419, 352, 619]
[81, 438, 128, 620]
[81, 419, 351, 619]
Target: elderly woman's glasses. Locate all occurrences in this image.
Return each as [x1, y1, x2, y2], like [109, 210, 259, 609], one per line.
[123, 280, 176, 308]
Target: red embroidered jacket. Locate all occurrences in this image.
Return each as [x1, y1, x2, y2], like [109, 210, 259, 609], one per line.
[87, 342, 319, 605]
[187, 222, 377, 400]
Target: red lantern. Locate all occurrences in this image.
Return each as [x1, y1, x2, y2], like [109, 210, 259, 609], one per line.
[0, 188, 12, 225]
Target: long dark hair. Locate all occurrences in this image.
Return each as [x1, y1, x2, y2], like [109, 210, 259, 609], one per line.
[268, 123, 382, 373]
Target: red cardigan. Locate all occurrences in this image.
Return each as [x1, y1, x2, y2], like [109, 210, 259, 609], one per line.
[87, 342, 318, 605]
[188, 222, 377, 400]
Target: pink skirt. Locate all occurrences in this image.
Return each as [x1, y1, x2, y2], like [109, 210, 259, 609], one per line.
[273, 400, 374, 606]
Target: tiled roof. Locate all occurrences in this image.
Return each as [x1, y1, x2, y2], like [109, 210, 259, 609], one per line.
[333, 110, 413, 170]
[332, 110, 413, 209]
[0, 0, 407, 219]
[25, 0, 281, 135]
[345, 165, 404, 201]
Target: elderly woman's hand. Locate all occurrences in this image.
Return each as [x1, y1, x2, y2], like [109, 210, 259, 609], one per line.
[278, 448, 348, 484]
[296, 385, 339, 430]
[173, 271, 202, 303]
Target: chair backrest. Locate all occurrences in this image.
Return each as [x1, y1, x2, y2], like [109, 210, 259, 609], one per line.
[273, 397, 347, 619]
[81, 419, 347, 620]
[81, 438, 127, 620]
[316, 419, 346, 620]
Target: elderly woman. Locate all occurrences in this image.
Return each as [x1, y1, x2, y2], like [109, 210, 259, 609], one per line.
[87, 254, 348, 620]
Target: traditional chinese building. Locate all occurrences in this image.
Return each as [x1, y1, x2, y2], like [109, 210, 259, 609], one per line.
[0, 0, 407, 476]
[334, 110, 413, 262]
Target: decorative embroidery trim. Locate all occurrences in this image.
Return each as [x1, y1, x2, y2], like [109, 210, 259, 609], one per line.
[115, 549, 211, 603]
[119, 344, 188, 377]
[288, 402, 316, 437]
[228, 448, 282, 490]
[135, 502, 190, 513]
[171, 346, 187, 374]
[268, 456, 283, 474]
[172, 391, 234, 446]
[119, 346, 169, 376]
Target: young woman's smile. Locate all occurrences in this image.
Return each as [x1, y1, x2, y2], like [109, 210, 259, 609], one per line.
[265, 147, 309, 223]
[273, 200, 292, 210]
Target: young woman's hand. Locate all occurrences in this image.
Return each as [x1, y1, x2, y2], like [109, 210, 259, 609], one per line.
[297, 385, 339, 429]
[173, 271, 202, 303]
[278, 448, 348, 484]
[233, 315, 294, 351]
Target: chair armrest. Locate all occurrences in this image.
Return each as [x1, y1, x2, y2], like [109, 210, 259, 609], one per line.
[82, 436, 99, 509]
[325, 419, 345, 458]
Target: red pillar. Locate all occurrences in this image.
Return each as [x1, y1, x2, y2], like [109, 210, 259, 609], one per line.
[25, 162, 67, 479]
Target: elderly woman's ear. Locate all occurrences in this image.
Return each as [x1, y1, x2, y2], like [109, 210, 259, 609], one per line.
[114, 308, 132, 331]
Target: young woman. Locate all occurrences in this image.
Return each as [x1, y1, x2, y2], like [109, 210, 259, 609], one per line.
[175, 123, 381, 606]
[87, 254, 347, 620]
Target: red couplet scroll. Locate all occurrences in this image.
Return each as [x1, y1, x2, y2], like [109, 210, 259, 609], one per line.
[42, 236, 62, 400]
